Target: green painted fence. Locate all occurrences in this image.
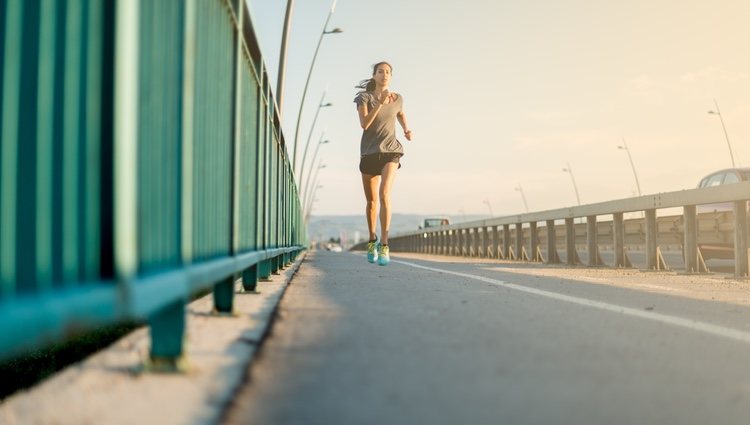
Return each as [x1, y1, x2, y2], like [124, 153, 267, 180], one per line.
[0, 0, 305, 364]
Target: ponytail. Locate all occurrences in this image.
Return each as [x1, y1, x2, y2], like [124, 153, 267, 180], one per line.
[355, 78, 376, 92]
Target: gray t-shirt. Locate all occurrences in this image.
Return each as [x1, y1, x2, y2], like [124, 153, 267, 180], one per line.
[353, 91, 404, 156]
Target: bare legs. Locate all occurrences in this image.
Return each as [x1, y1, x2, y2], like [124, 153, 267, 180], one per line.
[361, 173, 379, 241]
[378, 162, 398, 245]
[361, 162, 399, 244]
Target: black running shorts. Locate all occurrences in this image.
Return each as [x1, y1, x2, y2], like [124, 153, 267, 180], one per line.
[359, 153, 402, 176]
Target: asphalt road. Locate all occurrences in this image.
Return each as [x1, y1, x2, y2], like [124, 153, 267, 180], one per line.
[222, 251, 750, 425]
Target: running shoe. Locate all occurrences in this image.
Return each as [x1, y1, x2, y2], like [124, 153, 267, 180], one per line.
[377, 244, 390, 266]
[366, 238, 379, 263]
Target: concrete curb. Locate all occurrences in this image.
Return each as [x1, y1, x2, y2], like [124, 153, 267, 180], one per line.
[0, 254, 306, 425]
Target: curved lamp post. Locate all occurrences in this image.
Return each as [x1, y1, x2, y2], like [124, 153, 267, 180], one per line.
[617, 138, 642, 196]
[292, 0, 342, 171]
[562, 163, 581, 206]
[302, 134, 329, 197]
[707, 99, 736, 168]
[304, 162, 326, 217]
[514, 185, 529, 212]
[297, 90, 331, 179]
[305, 185, 323, 221]
[482, 199, 494, 217]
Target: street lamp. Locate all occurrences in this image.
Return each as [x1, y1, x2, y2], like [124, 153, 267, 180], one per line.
[514, 185, 529, 212]
[302, 134, 329, 197]
[617, 138, 642, 196]
[305, 185, 323, 221]
[292, 0, 342, 171]
[561, 163, 581, 206]
[707, 99, 736, 168]
[483, 199, 494, 217]
[297, 90, 332, 179]
[303, 162, 326, 215]
[276, 0, 295, 115]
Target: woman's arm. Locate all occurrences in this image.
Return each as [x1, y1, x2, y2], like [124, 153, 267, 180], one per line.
[358, 103, 383, 130]
[397, 110, 412, 141]
[357, 91, 392, 130]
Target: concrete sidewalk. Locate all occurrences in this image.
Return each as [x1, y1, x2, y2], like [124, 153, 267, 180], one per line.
[0, 255, 304, 425]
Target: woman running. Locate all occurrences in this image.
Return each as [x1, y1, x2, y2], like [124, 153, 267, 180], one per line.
[353, 61, 413, 265]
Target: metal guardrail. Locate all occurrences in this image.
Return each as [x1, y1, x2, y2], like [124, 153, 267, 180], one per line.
[354, 182, 750, 277]
[0, 0, 305, 364]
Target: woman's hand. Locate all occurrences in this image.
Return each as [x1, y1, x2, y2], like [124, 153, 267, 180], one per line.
[378, 90, 392, 105]
[404, 129, 413, 141]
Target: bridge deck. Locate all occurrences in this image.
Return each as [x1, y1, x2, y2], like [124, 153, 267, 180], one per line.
[4, 251, 750, 424]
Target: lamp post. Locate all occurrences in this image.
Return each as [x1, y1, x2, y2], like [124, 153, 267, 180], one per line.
[302, 133, 329, 198]
[276, 0, 295, 115]
[305, 185, 323, 221]
[303, 161, 326, 216]
[297, 90, 331, 179]
[707, 99, 736, 168]
[617, 138, 642, 196]
[514, 185, 529, 212]
[292, 0, 342, 171]
[562, 163, 581, 206]
[482, 199, 494, 217]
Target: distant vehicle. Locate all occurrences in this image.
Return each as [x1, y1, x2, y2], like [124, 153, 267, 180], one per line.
[697, 167, 750, 189]
[696, 167, 750, 259]
[419, 217, 451, 230]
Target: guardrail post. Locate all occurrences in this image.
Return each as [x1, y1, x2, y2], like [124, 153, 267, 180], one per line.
[530, 222, 540, 262]
[586, 215, 601, 266]
[149, 299, 186, 368]
[734, 201, 749, 277]
[242, 265, 258, 292]
[490, 225, 498, 258]
[566, 218, 577, 265]
[645, 209, 658, 270]
[545, 220, 560, 263]
[481, 227, 487, 257]
[214, 275, 235, 313]
[503, 225, 511, 260]
[614, 212, 626, 267]
[683, 206, 698, 273]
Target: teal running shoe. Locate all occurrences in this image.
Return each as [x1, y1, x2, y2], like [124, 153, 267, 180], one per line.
[366, 238, 379, 263]
[377, 244, 390, 266]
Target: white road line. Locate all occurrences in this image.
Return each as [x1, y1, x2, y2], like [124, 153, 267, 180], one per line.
[394, 259, 750, 344]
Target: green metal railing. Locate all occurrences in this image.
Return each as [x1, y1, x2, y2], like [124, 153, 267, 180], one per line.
[0, 0, 305, 364]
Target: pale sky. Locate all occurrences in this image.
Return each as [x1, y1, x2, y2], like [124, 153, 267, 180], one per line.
[247, 0, 750, 217]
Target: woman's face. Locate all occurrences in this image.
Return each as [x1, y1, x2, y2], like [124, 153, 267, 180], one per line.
[373, 64, 392, 86]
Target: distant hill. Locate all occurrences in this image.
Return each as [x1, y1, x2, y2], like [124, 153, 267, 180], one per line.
[307, 213, 489, 247]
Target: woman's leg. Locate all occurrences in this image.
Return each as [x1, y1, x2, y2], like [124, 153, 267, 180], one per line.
[361, 173, 380, 240]
[379, 162, 399, 245]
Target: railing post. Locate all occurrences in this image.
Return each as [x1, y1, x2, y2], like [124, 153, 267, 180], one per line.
[683, 206, 698, 273]
[734, 201, 749, 277]
[515, 223, 523, 261]
[587, 215, 600, 266]
[242, 264, 258, 292]
[491, 225, 499, 258]
[503, 225, 511, 260]
[530, 222, 539, 262]
[149, 299, 185, 368]
[566, 218, 576, 265]
[545, 220, 556, 263]
[645, 209, 658, 270]
[614, 212, 626, 267]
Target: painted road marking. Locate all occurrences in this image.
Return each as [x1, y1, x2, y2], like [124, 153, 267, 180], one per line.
[394, 259, 750, 345]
